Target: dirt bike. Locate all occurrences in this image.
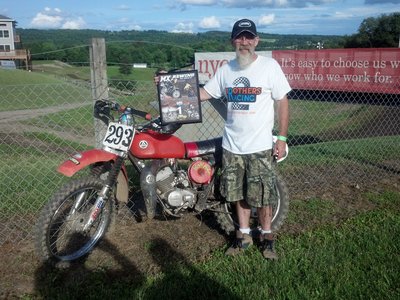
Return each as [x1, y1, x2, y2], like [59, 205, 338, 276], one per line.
[35, 99, 289, 263]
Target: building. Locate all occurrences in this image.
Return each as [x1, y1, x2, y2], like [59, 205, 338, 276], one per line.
[0, 15, 31, 70]
[133, 63, 147, 69]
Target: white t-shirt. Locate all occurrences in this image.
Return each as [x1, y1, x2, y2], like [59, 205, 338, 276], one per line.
[204, 55, 291, 154]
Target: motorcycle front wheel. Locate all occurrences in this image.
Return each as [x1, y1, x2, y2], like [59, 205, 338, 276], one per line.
[214, 175, 289, 234]
[35, 177, 114, 263]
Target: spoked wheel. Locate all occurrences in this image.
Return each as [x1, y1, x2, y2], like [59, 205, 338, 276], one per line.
[214, 175, 289, 234]
[36, 177, 114, 263]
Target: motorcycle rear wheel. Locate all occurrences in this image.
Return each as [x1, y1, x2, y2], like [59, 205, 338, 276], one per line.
[35, 177, 114, 263]
[214, 175, 289, 234]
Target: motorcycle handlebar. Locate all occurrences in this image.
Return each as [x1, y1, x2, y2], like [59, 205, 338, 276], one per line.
[95, 100, 151, 120]
[128, 107, 152, 120]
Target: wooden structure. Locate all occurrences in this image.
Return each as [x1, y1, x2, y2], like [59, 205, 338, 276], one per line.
[0, 15, 31, 70]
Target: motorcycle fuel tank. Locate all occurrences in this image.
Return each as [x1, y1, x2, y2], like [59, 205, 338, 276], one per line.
[130, 131, 186, 159]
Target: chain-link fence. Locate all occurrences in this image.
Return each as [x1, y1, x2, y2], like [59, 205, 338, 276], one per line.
[0, 62, 399, 248]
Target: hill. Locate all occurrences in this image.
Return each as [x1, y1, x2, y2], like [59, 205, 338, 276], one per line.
[17, 29, 346, 70]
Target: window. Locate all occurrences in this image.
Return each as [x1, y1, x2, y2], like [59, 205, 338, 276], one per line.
[0, 30, 10, 38]
[0, 45, 10, 52]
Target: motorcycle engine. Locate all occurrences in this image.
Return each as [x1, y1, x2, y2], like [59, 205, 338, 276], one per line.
[155, 165, 196, 209]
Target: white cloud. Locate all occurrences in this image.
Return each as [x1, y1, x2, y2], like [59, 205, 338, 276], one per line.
[61, 17, 86, 29]
[130, 25, 142, 30]
[30, 7, 87, 30]
[30, 12, 63, 29]
[171, 22, 194, 33]
[116, 5, 131, 10]
[333, 11, 354, 19]
[199, 16, 221, 29]
[179, 0, 336, 8]
[179, 0, 216, 4]
[258, 14, 275, 26]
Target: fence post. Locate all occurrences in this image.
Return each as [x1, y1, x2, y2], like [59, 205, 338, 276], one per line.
[90, 38, 109, 148]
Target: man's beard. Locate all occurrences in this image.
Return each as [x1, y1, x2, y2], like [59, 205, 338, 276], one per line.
[236, 48, 255, 69]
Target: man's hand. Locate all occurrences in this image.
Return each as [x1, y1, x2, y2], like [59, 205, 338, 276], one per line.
[273, 139, 287, 161]
[153, 70, 168, 85]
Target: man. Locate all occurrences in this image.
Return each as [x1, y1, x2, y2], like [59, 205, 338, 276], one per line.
[199, 19, 290, 259]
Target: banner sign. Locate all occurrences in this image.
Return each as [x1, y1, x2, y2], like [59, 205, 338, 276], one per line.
[195, 48, 400, 94]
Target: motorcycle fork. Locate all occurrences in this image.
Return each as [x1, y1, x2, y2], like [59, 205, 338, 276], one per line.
[83, 156, 125, 231]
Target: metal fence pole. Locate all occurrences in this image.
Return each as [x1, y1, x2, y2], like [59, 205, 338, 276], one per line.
[90, 37, 109, 148]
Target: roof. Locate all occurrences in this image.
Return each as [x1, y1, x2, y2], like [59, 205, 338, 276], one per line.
[0, 15, 14, 22]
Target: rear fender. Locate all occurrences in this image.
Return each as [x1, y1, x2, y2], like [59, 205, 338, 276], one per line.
[58, 149, 129, 203]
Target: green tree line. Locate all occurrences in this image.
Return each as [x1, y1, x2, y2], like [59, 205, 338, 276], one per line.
[18, 13, 399, 70]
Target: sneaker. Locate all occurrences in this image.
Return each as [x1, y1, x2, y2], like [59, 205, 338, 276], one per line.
[259, 233, 278, 260]
[225, 230, 253, 256]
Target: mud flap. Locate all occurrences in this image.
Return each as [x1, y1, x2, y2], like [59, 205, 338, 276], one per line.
[116, 171, 129, 204]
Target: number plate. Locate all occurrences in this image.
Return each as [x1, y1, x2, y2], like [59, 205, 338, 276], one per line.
[102, 122, 135, 152]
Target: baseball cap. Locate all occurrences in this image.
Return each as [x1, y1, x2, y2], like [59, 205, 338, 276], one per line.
[231, 19, 257, 39]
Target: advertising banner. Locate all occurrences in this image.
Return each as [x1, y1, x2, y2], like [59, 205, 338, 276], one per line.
[195, 48, 400, 94]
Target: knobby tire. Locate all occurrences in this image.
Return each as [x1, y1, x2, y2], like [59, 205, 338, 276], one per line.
[35, 177, 114, 264]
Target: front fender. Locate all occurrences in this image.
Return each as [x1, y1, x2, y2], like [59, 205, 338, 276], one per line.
[58, 149, 118, 177]
[58, 149, 130, 203]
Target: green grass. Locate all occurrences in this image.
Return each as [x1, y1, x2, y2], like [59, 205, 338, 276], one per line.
[32, 191, 400, 299]
[0, 144, 67, 213]
[30, 61, 157, 82]
[0, 68, 63, 85]
[0, 133, 89, 214]
[282, 135, 400, 169]
[1, 130, 397, 215]
[288, 101, 383, 138]
[0, 68, 91, 111]
[23, 105, 95, 135]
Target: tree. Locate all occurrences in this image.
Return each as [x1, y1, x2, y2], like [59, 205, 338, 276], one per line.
[119, 55, 132, 75]
[345, 12, 400, 48]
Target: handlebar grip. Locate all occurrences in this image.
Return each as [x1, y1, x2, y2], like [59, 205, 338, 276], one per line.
[131, 108, 152, 120]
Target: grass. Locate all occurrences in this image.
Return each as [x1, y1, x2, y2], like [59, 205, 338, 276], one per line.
[23, 105, 95, 135]
[0, 68, 91, 111]
[2, 62, 399, 298]
[11, 61, 157, 82]
[0, 132, 89, 214]
[0, 144, 67, 213]
[288, 100, 386, 138]
[1, 130, 397, 215]
[31, 191, 400, 299]
[278, 135, 400, 174]
[0, 68, 63, 85]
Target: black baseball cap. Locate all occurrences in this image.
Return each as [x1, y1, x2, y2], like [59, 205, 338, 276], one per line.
[231, 19, 257, 39]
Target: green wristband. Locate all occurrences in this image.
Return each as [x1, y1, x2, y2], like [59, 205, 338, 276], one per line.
[277, 135, 288, 142]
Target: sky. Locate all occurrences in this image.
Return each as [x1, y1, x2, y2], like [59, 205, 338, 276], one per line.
[1, 0, 399, 36]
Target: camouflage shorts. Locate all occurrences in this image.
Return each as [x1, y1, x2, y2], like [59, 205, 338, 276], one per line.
[220, 149, 277, 207]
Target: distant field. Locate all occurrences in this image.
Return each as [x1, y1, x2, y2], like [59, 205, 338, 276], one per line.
[29, 60, 157, 82]
[0, 68, 63, 85]
[0, 62, 158, 111]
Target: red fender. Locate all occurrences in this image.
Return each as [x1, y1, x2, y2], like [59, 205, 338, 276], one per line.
[57, 149, 129, 203]
[58, 149, 118, 177]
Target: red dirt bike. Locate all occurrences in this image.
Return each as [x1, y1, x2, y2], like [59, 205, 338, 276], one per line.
[35, 100, 289, 263]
